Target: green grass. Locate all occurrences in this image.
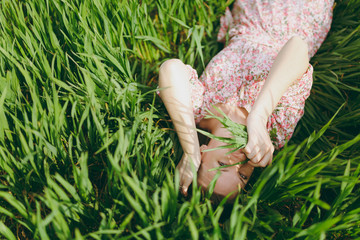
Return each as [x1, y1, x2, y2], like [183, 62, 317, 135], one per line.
[0, 0, 359, 239]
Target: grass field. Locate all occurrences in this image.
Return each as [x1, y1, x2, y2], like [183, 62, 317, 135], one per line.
[0, 0, 359, 239]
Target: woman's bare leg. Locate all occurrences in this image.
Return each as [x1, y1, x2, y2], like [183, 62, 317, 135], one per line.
[158, 59, 201, 196]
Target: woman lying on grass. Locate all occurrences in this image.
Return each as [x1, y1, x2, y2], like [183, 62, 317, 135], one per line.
[158, 0, 334, 200]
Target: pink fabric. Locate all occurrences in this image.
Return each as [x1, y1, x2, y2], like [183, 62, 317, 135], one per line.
[217, 0, 334, 58]
[188, 0, 334, 149]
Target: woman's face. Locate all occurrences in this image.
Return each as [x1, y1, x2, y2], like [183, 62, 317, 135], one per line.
[197, 137, 254, 200]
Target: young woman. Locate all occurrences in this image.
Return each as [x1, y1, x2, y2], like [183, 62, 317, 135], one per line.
[158, 0, 334, 199]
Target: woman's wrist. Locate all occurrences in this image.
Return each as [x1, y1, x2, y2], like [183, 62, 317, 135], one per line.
[182, 151, 201, 169]
[248, 109, 268, 126]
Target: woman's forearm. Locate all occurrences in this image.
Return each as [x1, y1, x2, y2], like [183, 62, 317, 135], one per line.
[244, 36, 309, 166]
[251, 36, 309, 121]
[158, 59, 201, 168]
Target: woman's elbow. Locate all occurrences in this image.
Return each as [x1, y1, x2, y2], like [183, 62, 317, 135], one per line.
[289, 36, 309, 62]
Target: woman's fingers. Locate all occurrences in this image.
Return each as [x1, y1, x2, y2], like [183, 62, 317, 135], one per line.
[244, 143, 260, 165]
[247, 152, 261, 167]
[177, 153, 198, 197]
[179, 183, 189, 197]
[244, 135, 263, 159]
[258, 148, 273, 167]
[245, 140, 274, 167]
[179, 172, 192, 196]
[244, 144, 259, 160]
[247, 151, 270, 167]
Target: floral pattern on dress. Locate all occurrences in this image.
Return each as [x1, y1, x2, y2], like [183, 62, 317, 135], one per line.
[217, 0, 334, 58]
[187, 0, 334, 149]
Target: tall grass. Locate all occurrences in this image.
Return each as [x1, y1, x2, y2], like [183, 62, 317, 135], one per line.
[0, 0, 359, 239]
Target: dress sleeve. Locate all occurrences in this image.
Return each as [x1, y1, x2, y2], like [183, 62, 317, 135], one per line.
[303, 0, 334, 58]
[217, 7, 234, 43]
[184, 65, 205, 122]
[267, 64, 313, 149]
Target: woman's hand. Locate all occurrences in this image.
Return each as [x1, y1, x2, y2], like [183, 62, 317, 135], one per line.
[176, 153, 201, 197]
[244, 112, 274, 167]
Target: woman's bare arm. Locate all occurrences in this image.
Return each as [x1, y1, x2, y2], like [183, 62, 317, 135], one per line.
[158, 59, 201, 196]
[245, 36, 309, 167]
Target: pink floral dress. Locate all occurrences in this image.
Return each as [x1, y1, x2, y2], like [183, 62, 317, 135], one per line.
[188, 0, 334, 148]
